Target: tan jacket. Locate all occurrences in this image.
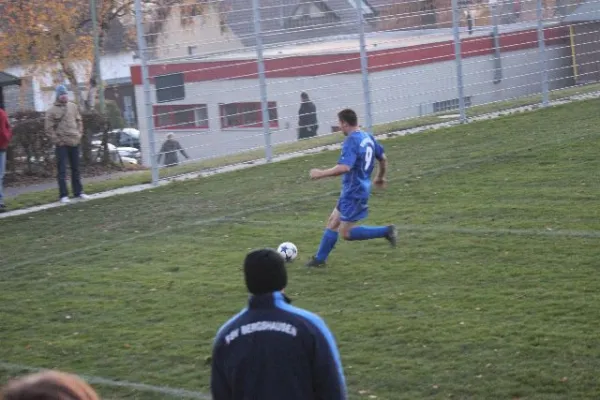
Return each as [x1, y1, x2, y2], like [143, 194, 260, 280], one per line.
[45, 101, 83, 146]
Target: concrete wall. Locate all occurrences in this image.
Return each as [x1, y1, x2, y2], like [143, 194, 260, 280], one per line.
[135, 43, 574, 167]
[153, 5, 243, 61]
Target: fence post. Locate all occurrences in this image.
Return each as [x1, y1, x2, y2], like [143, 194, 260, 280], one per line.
[134, 0, 159, 185]
[489, 0, 502, 84]
[451, 0, 467, 123]
[252, 0, 272, 162]
[355, 0, 373, 132]
[536, 0, 550, 107]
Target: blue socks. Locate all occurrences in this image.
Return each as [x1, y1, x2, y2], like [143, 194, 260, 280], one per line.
[315, 229, 339, 262]
[314, 226, 390, 262]
[348, 226, 389, 241]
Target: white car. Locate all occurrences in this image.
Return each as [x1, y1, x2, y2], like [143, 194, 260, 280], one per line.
[91, 140, 141, 165]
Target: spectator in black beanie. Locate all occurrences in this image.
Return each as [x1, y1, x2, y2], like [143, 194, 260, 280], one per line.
[298, 92, 318, 140]
[211, 248, 347, 400]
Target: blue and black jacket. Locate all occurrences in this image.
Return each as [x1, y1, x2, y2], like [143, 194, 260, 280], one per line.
[210, 291, 346, 400]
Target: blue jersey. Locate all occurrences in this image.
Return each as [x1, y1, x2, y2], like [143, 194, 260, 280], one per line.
[337, 131, 384, 200]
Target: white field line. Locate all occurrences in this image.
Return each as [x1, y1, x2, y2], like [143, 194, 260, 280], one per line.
[240, 220, 600, 239]
[1, 90, 599, 221]
[1, 128, 596, 270]
[0, 361, 211, 399]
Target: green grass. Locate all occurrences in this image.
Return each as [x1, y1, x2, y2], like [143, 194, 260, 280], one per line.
[1, 99, 600, 400]
[5, 83, 600, 211]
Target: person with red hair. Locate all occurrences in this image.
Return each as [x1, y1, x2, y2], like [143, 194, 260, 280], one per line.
[1, 370, 100, 400]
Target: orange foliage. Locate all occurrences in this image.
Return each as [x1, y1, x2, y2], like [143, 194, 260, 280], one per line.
[0, 0, 93, 105]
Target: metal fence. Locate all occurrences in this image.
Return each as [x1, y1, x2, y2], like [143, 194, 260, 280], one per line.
[130, 0, 599, 184]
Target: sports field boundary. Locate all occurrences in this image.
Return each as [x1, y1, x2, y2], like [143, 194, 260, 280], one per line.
[0, 362, 211, 399]
[1, 90, 599, 221]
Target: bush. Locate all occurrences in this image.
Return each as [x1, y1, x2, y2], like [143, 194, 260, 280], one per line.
[9, 111, 53, 176]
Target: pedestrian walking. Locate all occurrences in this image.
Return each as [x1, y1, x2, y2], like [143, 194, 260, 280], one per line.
[157, 133, 189, 167]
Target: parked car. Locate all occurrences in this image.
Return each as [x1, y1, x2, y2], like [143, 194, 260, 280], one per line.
[92, 128, 141, 150]
[91, 140, 141, 165]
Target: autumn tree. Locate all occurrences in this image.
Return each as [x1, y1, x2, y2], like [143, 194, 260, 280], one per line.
[0, 0, 226, 110]
[0, 0, 93, 107]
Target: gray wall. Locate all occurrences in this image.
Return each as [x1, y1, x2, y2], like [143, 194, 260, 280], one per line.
[2, 78, 35, 115]
[136, 43, 575, 167]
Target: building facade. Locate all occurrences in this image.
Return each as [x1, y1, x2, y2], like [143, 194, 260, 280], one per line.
[131, 24, 574, 166]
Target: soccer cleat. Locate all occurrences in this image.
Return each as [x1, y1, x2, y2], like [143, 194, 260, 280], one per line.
[77, 193, 90, 200]
[305, 257, 326, 268]
[60, 197, 71, 204]
[385, 225, 398, 247]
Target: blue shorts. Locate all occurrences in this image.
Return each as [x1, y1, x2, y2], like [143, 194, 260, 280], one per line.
[337, 197, 369, 223]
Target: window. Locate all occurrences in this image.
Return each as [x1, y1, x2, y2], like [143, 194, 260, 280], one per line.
[347, 0, 376, 18]
[220, 102, 278, 129]
[155, 73, 185, 103]
[433, 96, 472, 113]
[154, 104, 208, 129]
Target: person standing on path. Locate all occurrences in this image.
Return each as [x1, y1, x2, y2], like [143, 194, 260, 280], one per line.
[298, 92, 319, 140]
[0, 105, 12, 213]
[45, 85, 89, 203]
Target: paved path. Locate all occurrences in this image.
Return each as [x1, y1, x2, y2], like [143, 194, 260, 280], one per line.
[4, 170, 144, 198]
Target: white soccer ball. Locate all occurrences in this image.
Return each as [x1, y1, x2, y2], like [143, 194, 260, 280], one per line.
[277, 242, 298, 262]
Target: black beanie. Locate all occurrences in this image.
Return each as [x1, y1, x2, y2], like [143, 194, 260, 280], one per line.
[244, 248, 287, 295]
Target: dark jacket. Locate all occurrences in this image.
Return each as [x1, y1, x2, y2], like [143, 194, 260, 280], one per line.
[211, 291, 346, 400]
[158, 138, 188, 166]
[299, 101, 318, 129]
[0, 108, 12, 151]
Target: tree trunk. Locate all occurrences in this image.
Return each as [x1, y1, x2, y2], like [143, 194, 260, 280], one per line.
[61, 61, 84, 110]
[86, 28, 106, 111]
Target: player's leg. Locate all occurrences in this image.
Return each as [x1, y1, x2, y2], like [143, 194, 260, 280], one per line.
[306, 206, 341, 267]
[346, 224, 397, 245]
[339, 198, 397, 246]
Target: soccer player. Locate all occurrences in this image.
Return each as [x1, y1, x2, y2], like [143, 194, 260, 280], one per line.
[306, 108, 397, 267]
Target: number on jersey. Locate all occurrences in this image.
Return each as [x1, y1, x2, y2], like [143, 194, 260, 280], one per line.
[364, 146, 373, 171]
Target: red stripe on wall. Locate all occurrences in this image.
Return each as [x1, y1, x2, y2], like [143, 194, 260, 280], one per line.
[130, 26, 569, 86]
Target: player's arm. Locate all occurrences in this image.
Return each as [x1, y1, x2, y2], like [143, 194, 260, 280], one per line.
[374, 140, 387, 187]
[310, 164, 350, 179]
[310, 139, 355, 180]
[210, 338, 232, 400]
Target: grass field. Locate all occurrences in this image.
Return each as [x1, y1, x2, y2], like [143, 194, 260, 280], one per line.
[1, 99, 599, 400]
